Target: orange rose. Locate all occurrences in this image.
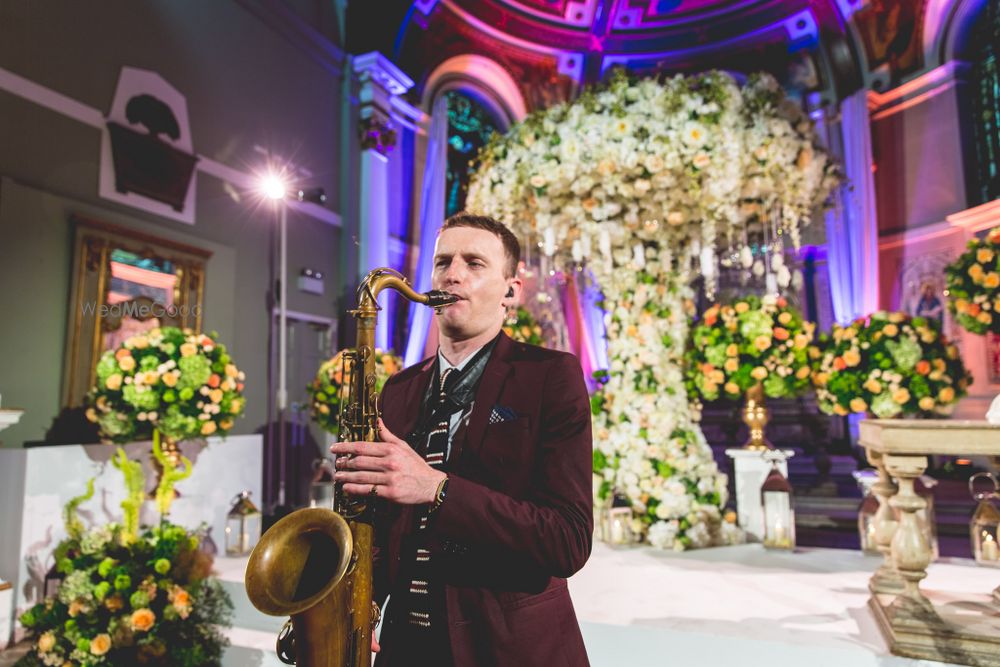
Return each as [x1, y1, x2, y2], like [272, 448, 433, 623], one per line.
[130, 608, 155, 632]
[208, 374, 221, 388]
[776, 297, 788, 308]
[915, 360, 930, 375]
[833, 357, 847, 371]
[773, 327, 789, 341]
[968, 303, 982, 316]
[90, 634, 111, 656]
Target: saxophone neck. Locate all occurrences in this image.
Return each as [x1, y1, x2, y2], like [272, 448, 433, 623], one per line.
[354, 268, 459, 314]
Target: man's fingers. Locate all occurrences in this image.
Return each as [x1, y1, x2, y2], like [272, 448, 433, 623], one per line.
[335, 471, 387, 486]
[335, 455, 387, 472]
[342, 482, 391, 497]
[329, 441, 389, 457]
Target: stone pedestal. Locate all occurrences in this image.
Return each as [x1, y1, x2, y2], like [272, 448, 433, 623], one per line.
[725, 448, 794, 540]
[859, 419, 1000, 666]
[0, 435, 262, 646]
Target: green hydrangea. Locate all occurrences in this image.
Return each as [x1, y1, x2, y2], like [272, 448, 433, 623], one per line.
[122, 384, 159, 411]
[58, 570, 95, 605]
[176, 355, 211, 390]
[886, 337, 921, 372]
[871, 392, 903, 418]
[98, 411, 135, 440]
[95, 352, 119, 385]
[80, 526, 113, 555]
[763, 373, 787, 398]
[158, 405, 199, 440]
[739, 310, 773, 341]
[705, 343, 727, 367]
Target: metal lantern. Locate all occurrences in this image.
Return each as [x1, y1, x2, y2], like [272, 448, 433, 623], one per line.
[852, 469, 880, 556]
[970, 472, 1000, 567]
[761, 451, 795, 550]
[225, 490, 261, 557]
[602, 493, 635, 545]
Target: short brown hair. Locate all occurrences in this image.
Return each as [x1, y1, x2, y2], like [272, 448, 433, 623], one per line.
[439, 212, 521, 278]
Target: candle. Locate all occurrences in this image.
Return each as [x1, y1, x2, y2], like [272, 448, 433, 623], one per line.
[982, 532, 999, 561]
[609, 518, 625, 544]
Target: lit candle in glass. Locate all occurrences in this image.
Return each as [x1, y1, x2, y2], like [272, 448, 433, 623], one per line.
[983, 532, 999, 561]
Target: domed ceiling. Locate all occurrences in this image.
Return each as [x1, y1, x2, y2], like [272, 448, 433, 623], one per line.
[349, 0, 892, 112]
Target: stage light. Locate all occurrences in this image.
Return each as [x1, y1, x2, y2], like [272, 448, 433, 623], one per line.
[261, 175, 287, 200]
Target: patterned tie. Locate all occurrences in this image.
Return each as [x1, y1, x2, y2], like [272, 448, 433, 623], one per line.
[405, 366, 455, 630]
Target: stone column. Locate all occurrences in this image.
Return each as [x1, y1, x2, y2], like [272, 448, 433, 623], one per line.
[352, 52, 413, 350]
[865, 449, 905, 595]
[884, 453, 940, 623]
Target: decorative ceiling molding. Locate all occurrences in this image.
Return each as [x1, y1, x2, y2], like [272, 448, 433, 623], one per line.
[611, 0, 762, 31]
[441, 0, 586, 83]
[600, 8, 819, 75]
[495, 0, 599, 28]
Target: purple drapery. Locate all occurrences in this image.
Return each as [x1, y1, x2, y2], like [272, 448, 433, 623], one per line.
[824, 90, 880, 325]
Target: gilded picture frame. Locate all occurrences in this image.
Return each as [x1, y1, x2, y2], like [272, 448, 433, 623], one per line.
[62, 216, 211, 407]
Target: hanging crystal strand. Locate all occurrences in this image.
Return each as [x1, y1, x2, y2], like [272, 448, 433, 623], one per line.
[763, 202, 777, 295]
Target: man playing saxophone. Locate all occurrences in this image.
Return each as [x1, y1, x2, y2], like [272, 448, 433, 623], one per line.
[330, 213, 593, 667]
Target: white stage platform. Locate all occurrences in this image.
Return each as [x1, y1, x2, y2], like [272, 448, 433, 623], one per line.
[206, 541, 983, 666]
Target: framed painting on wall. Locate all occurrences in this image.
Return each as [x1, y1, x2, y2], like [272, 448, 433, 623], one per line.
[62, 216, 211, 408]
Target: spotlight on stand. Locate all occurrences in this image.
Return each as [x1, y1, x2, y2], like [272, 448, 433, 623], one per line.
[297, 186, 326, 206]
[262, 175, 287, 201]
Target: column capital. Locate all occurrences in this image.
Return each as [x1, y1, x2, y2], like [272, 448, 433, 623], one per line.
[353, 51, 413, 102]
[352, 52, 413, 155]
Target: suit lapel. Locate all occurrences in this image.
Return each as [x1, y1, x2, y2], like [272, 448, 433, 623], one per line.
[384, 356, 435, 445]
[450, 333, 513, 463]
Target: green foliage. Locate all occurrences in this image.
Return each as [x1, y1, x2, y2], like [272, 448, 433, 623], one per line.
[810, 311, 973, 417]
[111, 447, 144, 543]
[15, 522, 231, 667]
[85, 327, 245, 444]
[151, 430, 193, 516]
[63, 477, 96, 542]
[945, 226, 1000, 335]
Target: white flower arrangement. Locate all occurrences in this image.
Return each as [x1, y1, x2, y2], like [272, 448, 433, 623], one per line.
[467, 70, 837, 549]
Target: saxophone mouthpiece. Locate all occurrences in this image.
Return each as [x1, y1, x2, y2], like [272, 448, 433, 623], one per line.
[425, 290, 460, 308]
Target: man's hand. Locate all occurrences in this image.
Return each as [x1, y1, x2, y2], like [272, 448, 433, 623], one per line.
[330, 419, 445, 505]
[372, 634, 380, 654]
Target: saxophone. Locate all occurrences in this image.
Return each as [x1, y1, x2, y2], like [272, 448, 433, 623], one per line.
[245, 268, 458, 666]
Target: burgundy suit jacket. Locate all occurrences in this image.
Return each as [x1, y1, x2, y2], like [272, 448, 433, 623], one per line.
[373, 332, 593, 667]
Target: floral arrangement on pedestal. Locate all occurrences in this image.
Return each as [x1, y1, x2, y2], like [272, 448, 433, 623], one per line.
[308, 349, 402, 435]
[945, 226, 1000, 335]
[467, 69, 837, 549]
[503, 306, 545, 346]
[16, 454, 232, 667]
[810, 311, 972, 418]
[686, 295, 815, 402]
[85, 327, 246, 444]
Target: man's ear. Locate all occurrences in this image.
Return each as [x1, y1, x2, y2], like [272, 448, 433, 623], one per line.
[503, 278, 523, 307]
